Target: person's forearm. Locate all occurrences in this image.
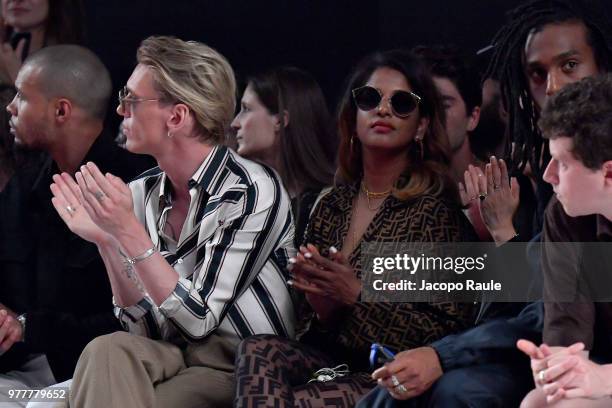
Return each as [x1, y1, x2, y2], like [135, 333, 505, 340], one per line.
[112, 217, 179, 306]
[96, 236, 146, 307]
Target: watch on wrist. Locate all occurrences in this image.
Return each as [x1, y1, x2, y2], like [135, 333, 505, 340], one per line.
[16, 313, 26, 341]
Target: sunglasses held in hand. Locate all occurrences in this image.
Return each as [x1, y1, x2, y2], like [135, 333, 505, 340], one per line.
[352, 86, 421, 117]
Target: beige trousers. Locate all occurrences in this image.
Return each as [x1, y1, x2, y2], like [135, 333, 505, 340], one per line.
[69, 332, 236, 408]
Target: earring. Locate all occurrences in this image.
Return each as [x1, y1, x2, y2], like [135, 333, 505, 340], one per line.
[167, 132, 173, 138]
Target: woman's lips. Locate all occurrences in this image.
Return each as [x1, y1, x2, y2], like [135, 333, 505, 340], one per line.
[371, 122, 394, 133]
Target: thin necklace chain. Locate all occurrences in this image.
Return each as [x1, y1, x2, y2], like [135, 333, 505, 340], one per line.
[360, 181, 390, 211]
[360, 181, 392, 198]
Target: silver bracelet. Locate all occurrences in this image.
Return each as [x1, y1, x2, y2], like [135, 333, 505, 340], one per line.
[122, 246, 157, 265]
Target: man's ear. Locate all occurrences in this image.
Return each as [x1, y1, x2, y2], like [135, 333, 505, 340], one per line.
[166, 103, 190, 134]
[466, 106, 481, 132]
[55, 99, 72, 123]
[274, 110, 289, 132]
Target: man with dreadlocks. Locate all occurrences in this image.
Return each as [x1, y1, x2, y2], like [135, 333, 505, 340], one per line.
[484, 0, 612, 229]
[356, 0, 612, 407]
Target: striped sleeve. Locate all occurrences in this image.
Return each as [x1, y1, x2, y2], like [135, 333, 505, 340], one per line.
[156, 175, 289, 341]
[113, 296, 162, 339]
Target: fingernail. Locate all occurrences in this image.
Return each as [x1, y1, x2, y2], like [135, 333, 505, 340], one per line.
[329, 246, 338, 254]
[286, 280, 294, 286]
[304, 252, 312, 259]
[288, 257, 296, 264]
[287, 264, 294, 271]
[491, 156, 496, 160]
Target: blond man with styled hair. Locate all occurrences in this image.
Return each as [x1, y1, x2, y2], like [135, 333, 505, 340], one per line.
[48, 36, 296, 408]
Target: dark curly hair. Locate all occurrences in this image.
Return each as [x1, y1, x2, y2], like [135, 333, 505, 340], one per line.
[539, 73, 612, 170]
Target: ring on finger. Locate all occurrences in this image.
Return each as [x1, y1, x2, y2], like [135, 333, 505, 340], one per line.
[479, 193, 487, 201]
[94, 191, 106, 202]
[396, 384, 408, 394]
[538, 369, 546, 383]
[66, 205, 76, 214]
[469, 195, 478, 201]
[391, 375, 400, 387]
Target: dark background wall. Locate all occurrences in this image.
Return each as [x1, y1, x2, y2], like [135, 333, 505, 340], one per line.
[83, 0, 610, 112]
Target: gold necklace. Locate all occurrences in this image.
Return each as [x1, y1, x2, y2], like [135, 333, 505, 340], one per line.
[360, 181, 391, 211]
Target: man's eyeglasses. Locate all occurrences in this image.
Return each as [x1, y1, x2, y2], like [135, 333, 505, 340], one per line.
[118, 86, 161, 113]
[352, 85, 421, 118]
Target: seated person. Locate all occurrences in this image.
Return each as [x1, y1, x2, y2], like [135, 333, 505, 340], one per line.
[0, 45, 152, 405]
[50, 36, 296, 408]
[233, 49, 477, 407]
[355, 0, 612, 403]
[519, 74, 612, 407]
[231, 66, 337, 244]
[411, 45, 482, 185]
[414, 46, 534, 242]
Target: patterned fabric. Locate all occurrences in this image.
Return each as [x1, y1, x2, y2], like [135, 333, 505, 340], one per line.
[234, 182, 478, 406]
[299, 183, 477, 363]
[235, 334, 375, 408]
[114, 146, 296, 344]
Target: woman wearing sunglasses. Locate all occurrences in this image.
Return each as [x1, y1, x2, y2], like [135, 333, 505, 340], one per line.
[231, 66, 337, 245]
[233, 49, 477, 407]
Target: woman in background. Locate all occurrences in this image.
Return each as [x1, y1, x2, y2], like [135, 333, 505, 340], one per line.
[231, 66, 337, 244]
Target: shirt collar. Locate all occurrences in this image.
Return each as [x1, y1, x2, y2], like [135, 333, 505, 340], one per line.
[157, 144, 229, 204]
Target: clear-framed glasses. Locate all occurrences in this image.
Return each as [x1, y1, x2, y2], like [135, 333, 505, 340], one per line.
[117, 86, 161, 113]
[352, 85, 422, 118]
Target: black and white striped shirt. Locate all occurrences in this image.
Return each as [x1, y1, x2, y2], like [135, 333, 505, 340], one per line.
[114, 145, 296, 343]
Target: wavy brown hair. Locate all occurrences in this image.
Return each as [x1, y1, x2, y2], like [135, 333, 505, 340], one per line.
[337, 49, 457, 202]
